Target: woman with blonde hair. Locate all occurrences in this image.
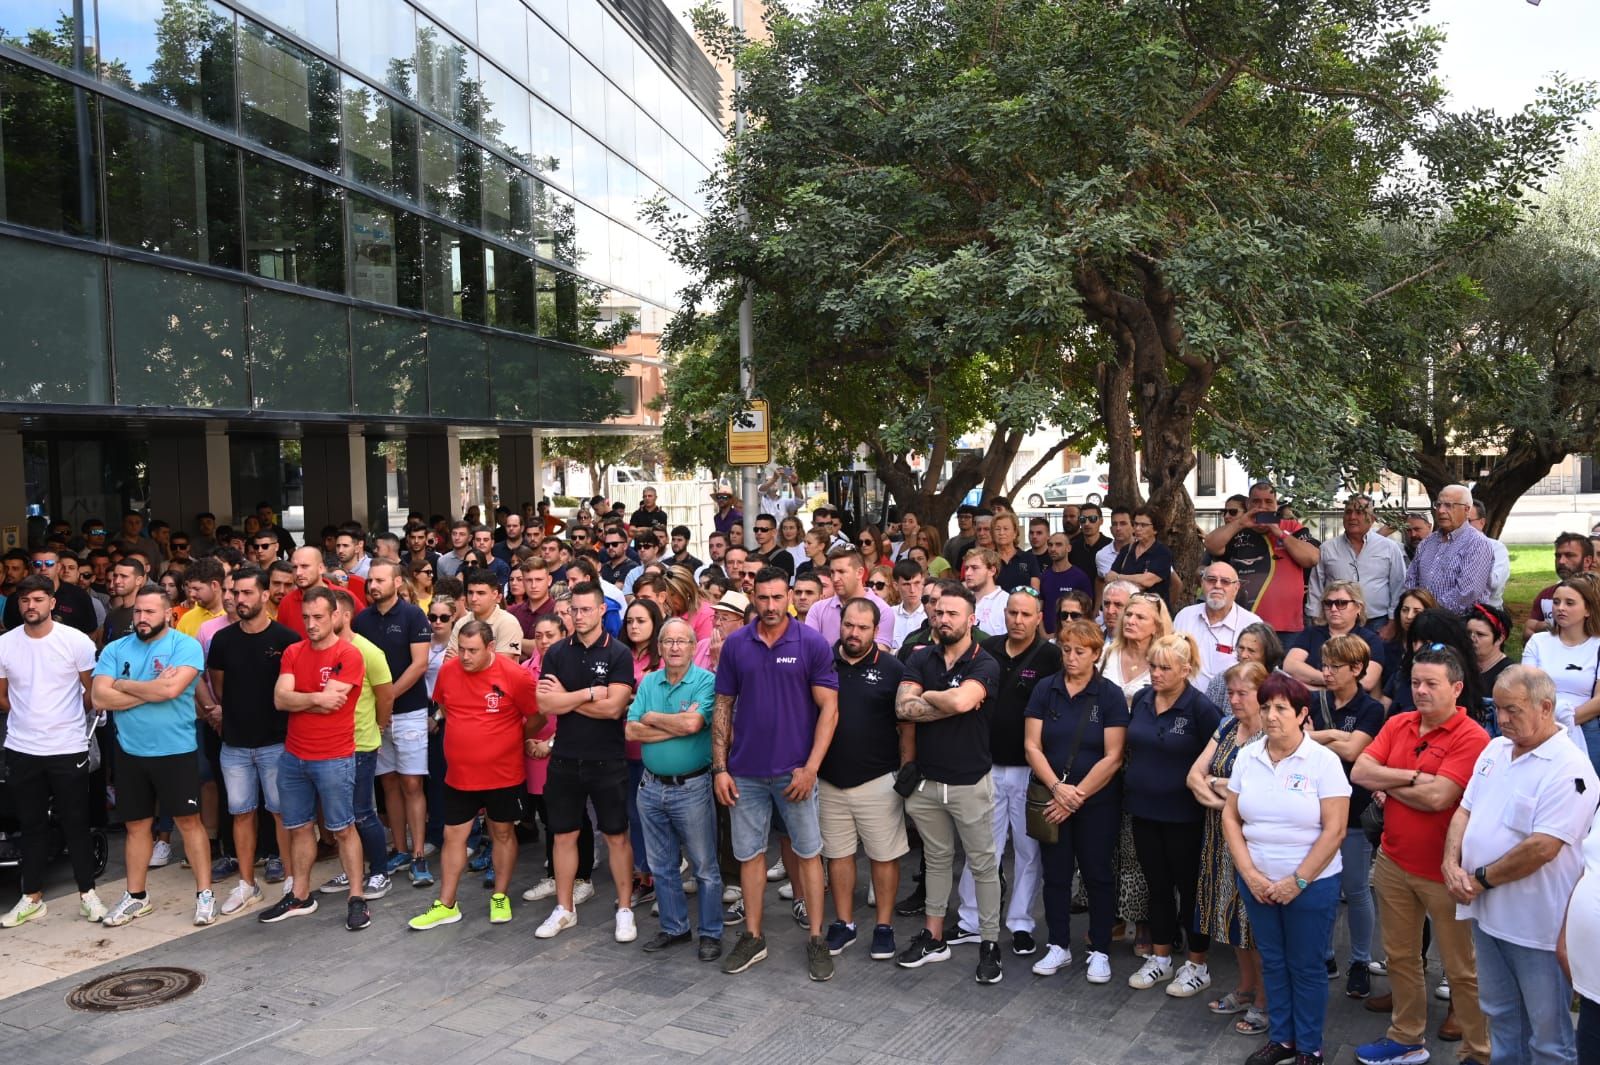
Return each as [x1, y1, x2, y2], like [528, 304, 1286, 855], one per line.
[867, 564, 900, 607]
[1125, 632, 1223, 997]
[917, 526, 951, 578]
[654, 566, 714, 642]
[1102, 593, 1173, 700]
[991, 512, 1041, 591]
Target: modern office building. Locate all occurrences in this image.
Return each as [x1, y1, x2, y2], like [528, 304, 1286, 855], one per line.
[0, 0, 720, 537]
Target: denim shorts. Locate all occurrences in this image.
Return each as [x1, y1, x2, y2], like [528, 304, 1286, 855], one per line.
[729, 773, 821, 862]
[376, 709, 429, 776]
[219, 743, 284, 815]
[277, 750, 356, 832]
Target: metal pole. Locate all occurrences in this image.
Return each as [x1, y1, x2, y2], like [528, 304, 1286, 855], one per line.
[732, 0, 760, 544]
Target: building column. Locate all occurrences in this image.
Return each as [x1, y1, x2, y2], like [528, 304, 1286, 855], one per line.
[404, 429, 461, 521]
[301, 427, 368, 536]
[0, 425, 26, 551]
[146, 424, 234, 537]
[497, 429, 545, 516]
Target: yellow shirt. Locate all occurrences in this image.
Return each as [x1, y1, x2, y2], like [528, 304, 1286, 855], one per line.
[349, 633, 394, 753]
[177, 604, 224, 638]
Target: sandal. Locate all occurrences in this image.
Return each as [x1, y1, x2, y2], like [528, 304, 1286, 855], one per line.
[1209, 990, 1256, 1016]
[1234, 1008, 1269, 1036]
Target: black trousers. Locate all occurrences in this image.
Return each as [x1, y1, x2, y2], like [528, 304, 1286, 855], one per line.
[1131, 815, 1210, 954]
[1041, 798, 1119, 953]
[7, 749, 97, 894]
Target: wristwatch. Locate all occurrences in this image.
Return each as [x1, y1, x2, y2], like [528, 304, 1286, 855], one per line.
[1294, 876, 1309, 891]
[1473, 866, 1493, 891]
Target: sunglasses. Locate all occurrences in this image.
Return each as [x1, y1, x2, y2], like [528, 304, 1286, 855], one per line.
[1078, 515, 1099, 524]
[417, 567, 435, 575]
[1223, 509, 1242, 518]
[1009, 586, 1040, 598]
[427, 613, 452, 622]
[868, 581, 888, 591]
[87, 528, 106, 535]
[1321, 598, 1356, 609]
[921, 594, 935, 605]
[755, 526, 774, 534]
[172, 542, 189, 550]
[1058, 611, 1084, 621]
[32, 560, 56, 568]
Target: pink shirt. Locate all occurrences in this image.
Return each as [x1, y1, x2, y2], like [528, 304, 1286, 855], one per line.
[521, 650, 556, 795]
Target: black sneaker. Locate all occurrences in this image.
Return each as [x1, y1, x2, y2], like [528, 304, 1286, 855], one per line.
[346, 896, 371, 931]
[1244, 1042, 1297, 1065]
[720, 931, 768, 975]
[894, 884, 925, 916]
[945, 922, 980, 946]
[791, 898, 808, 927]
[258, 893, 317, 923]
[976, 941, 1003, 984]
[1345, 961, 1371, 999]
[723, 897, 745, 926]
[1010, 930, 1037, 956]
[1325, 957, 1338, 980]
[896, 928, 951, 969]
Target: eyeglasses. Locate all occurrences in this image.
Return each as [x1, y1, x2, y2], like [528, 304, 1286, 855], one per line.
[868, 580, 888, 591]
[427, 613, 452, 622]
[31, 560, 56, 568]
[1131, 520, 1154, 529]
[1009, 586, 1040, 598]
[1058, 611, 1084, 621]
[1433, 501, 1468, 510]
[1201, 575, 1239, 586]
[1321, 598, 1356, 609]
[605, 541, 625, 549]
[920, 594, 935, 605]
[660, 637, 694, 648]
[417, 567, 435, 575]
[172, 542, 190, 550]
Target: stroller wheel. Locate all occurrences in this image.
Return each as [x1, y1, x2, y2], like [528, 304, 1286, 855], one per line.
[91, 829, 109, 879]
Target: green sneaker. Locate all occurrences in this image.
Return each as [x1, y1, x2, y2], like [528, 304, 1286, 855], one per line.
[489, 893, 512, 924]
[1, 896, 46, 928]
[408, 899, 462, 931]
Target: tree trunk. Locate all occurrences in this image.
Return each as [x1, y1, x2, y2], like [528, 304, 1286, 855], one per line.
[1471, 443, 1562, 539]
[1006, 438, 1075, 500]
[872, 429, 1017, 536]
[1098, 358, 1142, 508]
[981, 428, 1025, 501]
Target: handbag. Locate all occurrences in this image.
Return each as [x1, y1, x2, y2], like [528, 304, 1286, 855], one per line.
[84, 713, 103, 775]
[1026, 696, 1094, 845]
[893, 761, 921, 798]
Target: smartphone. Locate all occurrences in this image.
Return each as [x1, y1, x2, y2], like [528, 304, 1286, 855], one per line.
[1252, 512, 1278, 525]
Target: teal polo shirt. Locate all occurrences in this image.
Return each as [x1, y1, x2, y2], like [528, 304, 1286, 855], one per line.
[627, 665, 716, 777]
[94, 627, 204, 757]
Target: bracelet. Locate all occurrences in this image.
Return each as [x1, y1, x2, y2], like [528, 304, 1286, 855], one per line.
[1410, 770, 1421, 788]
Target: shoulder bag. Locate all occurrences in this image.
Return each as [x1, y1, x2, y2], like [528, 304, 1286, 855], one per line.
[1026, 694, 1094, 846]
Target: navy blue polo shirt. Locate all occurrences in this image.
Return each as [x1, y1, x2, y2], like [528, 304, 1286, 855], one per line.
[542, 630, 636, 760]
[980, 633, 1062, 767]
[902, 641, 1000, 786]
[352, 600, 432, 714]
[820, 644, 904, 789]
[1024, 671, 1130, 808]
[1314, 688, 1386, 827]
[1125, 684, 1222, 822]
[1289, 624, 1386, 675]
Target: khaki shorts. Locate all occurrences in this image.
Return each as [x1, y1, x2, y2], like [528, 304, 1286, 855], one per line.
[817, 772, 910, 863]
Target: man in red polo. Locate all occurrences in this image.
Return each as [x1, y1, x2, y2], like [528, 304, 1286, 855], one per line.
[276, 547, 366, 638]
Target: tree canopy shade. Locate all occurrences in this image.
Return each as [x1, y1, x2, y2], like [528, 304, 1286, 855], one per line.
[653, 0, 1594, 558]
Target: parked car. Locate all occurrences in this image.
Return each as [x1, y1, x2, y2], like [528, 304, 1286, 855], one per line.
[1025, 470, 1108, 509]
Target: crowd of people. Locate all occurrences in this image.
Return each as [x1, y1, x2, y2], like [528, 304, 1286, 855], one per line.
[1, 484, 1600, 1065]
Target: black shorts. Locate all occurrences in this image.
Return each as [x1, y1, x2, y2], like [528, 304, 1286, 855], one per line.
[117, 751, 201, 823]
[443, 783, 524, 827]
[543, 757, 629, 837]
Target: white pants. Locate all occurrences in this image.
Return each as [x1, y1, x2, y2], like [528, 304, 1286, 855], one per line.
[956, 763, 1038, 934]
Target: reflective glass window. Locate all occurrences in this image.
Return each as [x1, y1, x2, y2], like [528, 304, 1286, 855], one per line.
[487, 246, 536, 333]
[0, 237, 109, 404]
[571, 127, 606, 206]
[349, 191, 419, 307]
[527, 0, 564, 36]
[419, 0, 475, 40]
[474, 0, 527, 82]
[419, 118, 476, 224]
[540, 184, 575, 264]
[103, 98, 241, 268]
[606, 150, 637, 221]
[604, 81, 634, 162]
[239, 17, 340, 171]
[342, 76, 420, 202]
[0, 58, 100, 237]
[488, 333, 538, 420]
[572, 201, 607, 279]
[413, 215, 462, 319]
[564, 0, 601, 61]
[568, 54, 603, 135]
[527, 13, 568, 112]
[236, 0, 337, 53]
[351, 308, 426, 414]
[415, 13, 475, 128]
[529, 95, 571, 184]
[248, 287, 350, 412]
[338, 0, 416, 100]
[457, 234, 488, 323]
[0, 1, 94, 70]
[482, 156, 537, 248]
[477, 60, 530, 163]
[635, 111, 663, 188]
[242, 151, 346, 293]
[601, 13, 632, 90]
[94, 0, 234, 128]
[540, 345, 626, 421]
[109, 259, 247, 408]
[536, 264, 576, 339]
[426, 325, 488, 418]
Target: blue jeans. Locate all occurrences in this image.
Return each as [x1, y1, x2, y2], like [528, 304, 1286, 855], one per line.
[1325, 826, 1375, 965]
[219, 743, 284, 815]
[1583, 720, 1600, 779]
[353, 750, 387, 876]
[627, 759, 648, 876]
[1579, 996, 1600, 1065]
[729, 773, 821, 861]
[1241, 874, 1341, 1054]
[637, 771, 723, 939]
[278, 751, 356, 831]
[1473, 924, 1577, 1065]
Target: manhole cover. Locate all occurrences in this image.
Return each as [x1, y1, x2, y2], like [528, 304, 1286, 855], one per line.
[67, 967, 204, 1012]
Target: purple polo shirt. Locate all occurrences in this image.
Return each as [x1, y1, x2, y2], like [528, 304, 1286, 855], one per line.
[714, 618, 839, 777]
[804, 589, 896, 648]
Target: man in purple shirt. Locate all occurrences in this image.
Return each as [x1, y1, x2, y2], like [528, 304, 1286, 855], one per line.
[806, 548, 895, 650]
[712, 566, 840, 981]
[1039, 532, 1093, 619]
[1404, 484, 1496, 613]
[711, 488, 744, 536]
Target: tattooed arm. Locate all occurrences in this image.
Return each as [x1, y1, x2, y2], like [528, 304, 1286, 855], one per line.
[712, 693, 738, 805]
[896, 680, 958, 723]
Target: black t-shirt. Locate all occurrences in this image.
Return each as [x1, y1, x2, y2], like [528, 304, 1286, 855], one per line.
[995, 550, 1040, 592]
[819, 645, 904, 789]
[1070, 534, 1110, 579]
[749, 547, 795, 578]
[1125, 684, 1222, 823]
[3, 581, 98, 636]
[1109, 541, 1174, 608]
[1311, 688, 1385, 826]
[978, 633, 1062, 766]
[542, 631, 636, 760]
[902, 641, 1000, 785]
[206, 621, 301, 748]
[352, 600, 433, 714]
[1478, 656, 1513, 733]
[103, 604, 134, 644]
[631, 506, 668, 530]
[1024, 672, 1131, 807]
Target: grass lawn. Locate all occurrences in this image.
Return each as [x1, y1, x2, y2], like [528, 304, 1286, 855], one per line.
[1503, 543, 1556, 659]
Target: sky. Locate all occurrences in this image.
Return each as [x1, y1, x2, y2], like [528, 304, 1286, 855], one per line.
[1428, 0, 1600, 121]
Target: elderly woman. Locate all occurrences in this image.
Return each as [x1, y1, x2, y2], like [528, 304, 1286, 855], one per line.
[1189, 661, 1269, 1033]
[1283, 580, 1384, 693]
[1205, 624, 1284, 709]
[1223, 673, 1350, 1065]
[1023, 620, 1129, 985]
[1126, 632, 1223, 996]
[1108, 506, 1175, 608]
[991, 512, 1041, 591]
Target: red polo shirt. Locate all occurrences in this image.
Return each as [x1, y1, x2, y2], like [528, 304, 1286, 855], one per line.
[1363, 708, 1489, 881]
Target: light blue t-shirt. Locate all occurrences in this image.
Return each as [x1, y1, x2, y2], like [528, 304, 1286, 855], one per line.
[627, 665, 717, 777]
[94, 628, 204, 757]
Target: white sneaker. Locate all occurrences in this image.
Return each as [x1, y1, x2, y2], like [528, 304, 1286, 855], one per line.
[80, 890, 108, 923]
[767, 859, 786, 882]
[572, 880, 596, 906]
[615, 907, 637, 943]
[1, 896, 46, 928]
[778, 880, 794, 901]
[220, 881, 262, 916]
[522, 877, 556, 902]
[194, 889, 217, 926]
[1086, 951, 1112, 984]
[148, 840, 173, 868]
[535, 905, 577, 939]
[1032, 944, 1071, 976]
[1128, 955, 1173, 989]
[363, 873, 392, 900]
[723, 885, 743, 904]
[101, 891, 154, 928]
[1435, 976, 1451, 1001]
[1166, 961, 1212, 998]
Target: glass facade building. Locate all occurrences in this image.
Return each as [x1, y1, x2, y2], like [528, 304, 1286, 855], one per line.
[0, 0, 718, 427]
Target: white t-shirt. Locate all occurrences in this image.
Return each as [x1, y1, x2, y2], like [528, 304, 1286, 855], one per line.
[1229, 734, 1352, 881]
[0, 623, 99, 757]
[1459, 733, 1599, 950]
[1565, 811, 1600, 1001]
[1173, 602, 1265, 689]
[1520, 632, 1600, 751]
[974, 587, 1008, 635]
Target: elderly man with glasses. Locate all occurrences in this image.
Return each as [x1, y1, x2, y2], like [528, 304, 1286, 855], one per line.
[1404, 484, 1497, 614]
[1172, 562, 1264, 690]
[1308, 494, 1408, 630]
